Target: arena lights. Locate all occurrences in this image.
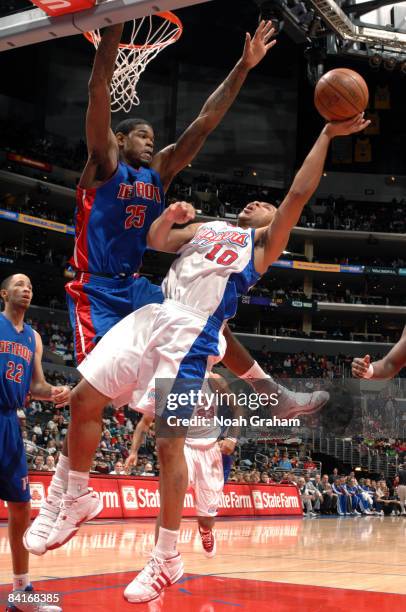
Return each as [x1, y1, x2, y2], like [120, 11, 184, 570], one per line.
[309, 0, 406, 53]
[383, 56, 397, 71]
[368, 52, 382, 69]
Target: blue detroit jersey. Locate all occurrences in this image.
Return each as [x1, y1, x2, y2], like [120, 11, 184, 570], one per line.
[0, 313, 36, 411]
[70, 162, 165, 276]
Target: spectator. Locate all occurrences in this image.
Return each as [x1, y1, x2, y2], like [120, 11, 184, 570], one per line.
[34, 455, 45, 471]
[278, 453, 292, 470]
[297, 477, 317, 517]
[45, 456, 56, 472]
[110, 461, 126, 475]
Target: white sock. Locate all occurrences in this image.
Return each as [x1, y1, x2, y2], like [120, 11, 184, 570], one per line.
[154, 527, 179, 559]
[67, 470, 89, 499]
[47, 454, 69, 500]
[240, 361, 271, 381]
[13, 573, 30, 591]
[241, 361, 281, 394]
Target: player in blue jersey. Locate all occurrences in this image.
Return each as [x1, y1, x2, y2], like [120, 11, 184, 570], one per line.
[65, 19, 276, 364]
[25, 19, 282, 555]
[0, 274, 70, 612]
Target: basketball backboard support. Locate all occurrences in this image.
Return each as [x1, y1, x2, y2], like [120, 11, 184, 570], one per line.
[0, 0, 211, 52]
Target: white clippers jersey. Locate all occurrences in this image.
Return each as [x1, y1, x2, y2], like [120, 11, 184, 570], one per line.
[162, 221, 260, 321]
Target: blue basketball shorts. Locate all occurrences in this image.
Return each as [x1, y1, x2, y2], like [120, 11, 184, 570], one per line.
[66, 273, 164, 364]
[0, 411, 30, 502]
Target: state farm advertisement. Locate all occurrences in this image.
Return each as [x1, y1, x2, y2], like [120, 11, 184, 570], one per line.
[0, 474, 302, 519]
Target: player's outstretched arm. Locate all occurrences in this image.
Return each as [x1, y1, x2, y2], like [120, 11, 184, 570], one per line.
[124, 415, 154, 473]
[147, 201, 200, 253]
[254, 114, 370, 273]
[29, 331, 71, 407]
[152, 21, 276, 192]
[352, 326, 406, 380]
[80, 24, 124, 189]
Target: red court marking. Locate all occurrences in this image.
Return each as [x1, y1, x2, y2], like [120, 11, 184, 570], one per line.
[1, 572, 405, 611]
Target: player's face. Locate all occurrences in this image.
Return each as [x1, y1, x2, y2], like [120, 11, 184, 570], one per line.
[119, 124, 155, 167]
[238, 201, 277, 229]
[1, 274, 33, 310]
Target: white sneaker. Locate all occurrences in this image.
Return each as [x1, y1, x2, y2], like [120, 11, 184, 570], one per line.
[23, 496, 61, 555]
[275, 387, 330, 419]
[353, 509, 361, 516]
[46, 490, 103, 550]
[199, 527, 216, 558]
[124, 553, 184, 603]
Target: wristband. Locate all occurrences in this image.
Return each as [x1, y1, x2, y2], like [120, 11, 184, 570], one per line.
[363, 364, 374, 379]
[240, 361, 270, 380]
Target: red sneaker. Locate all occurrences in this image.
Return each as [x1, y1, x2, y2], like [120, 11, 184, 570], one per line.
[199, 527, 216, 558]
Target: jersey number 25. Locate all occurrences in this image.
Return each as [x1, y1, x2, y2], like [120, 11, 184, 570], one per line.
[125, 205, 147, 229]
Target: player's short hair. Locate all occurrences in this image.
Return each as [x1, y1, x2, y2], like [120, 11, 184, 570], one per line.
[113, 118, 153, 135]
[1, 274, 17, 291]
[0, 273, 31, 292]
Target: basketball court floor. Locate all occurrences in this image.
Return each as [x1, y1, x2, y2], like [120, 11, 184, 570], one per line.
[1, 516, 406, 611]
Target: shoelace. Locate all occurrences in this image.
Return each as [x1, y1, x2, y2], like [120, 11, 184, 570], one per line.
[54, 499, 77, 528]
[137, 556, 165, 585]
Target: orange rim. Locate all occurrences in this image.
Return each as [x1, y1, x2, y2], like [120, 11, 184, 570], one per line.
[84, 11, 183, 49]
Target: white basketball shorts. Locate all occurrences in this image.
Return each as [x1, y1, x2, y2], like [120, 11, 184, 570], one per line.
[184, 442, 224, 517]
[78, 299, 226, 417]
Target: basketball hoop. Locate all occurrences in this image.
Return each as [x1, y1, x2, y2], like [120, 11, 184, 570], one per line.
[84, 11, 183, 113]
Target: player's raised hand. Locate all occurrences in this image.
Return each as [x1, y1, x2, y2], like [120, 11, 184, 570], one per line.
[124, 452, 138, 474]
[352, 354, 371, 378]
[241, 20, 277, 70]
[325, 113, 370, 138]
[50, 385, 71, 408]
[165, 201, 196, 225]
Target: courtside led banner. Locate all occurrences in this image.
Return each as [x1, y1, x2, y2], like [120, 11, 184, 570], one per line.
[0, 208, 74, 235]
[0, 474, 302, 520]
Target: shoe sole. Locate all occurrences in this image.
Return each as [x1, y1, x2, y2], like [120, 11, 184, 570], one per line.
[47, 498, 104, 551]
[124, 564, 184, 603]
[283, 393, 330, 419]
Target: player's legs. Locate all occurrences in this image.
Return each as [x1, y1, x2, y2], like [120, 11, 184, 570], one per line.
[157, 435, 189, 531]
[45, 307, 157, 551]
[69, 380, 110, 473]
[45, 381, 114, 551]
[125, 308, 220, 603]
[193, 444, 223, 558]
[8, 501, 31, 575]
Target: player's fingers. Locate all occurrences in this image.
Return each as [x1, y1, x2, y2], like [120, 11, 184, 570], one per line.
[263, 22, 275, 39]
[265, 40, 277, 51]
[352, 365, 366, 377]
[256, 20, 266, 34]
[264, 28, 276, 42]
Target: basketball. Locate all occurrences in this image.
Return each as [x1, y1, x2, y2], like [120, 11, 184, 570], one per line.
[314, 68, 369, 122]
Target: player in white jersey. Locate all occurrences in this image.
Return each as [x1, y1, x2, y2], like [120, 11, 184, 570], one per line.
[124, 373, 239, 558]
[45, 112, 368, 602]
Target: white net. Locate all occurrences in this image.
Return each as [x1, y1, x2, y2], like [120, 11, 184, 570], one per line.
[86, 12, 182, 113]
